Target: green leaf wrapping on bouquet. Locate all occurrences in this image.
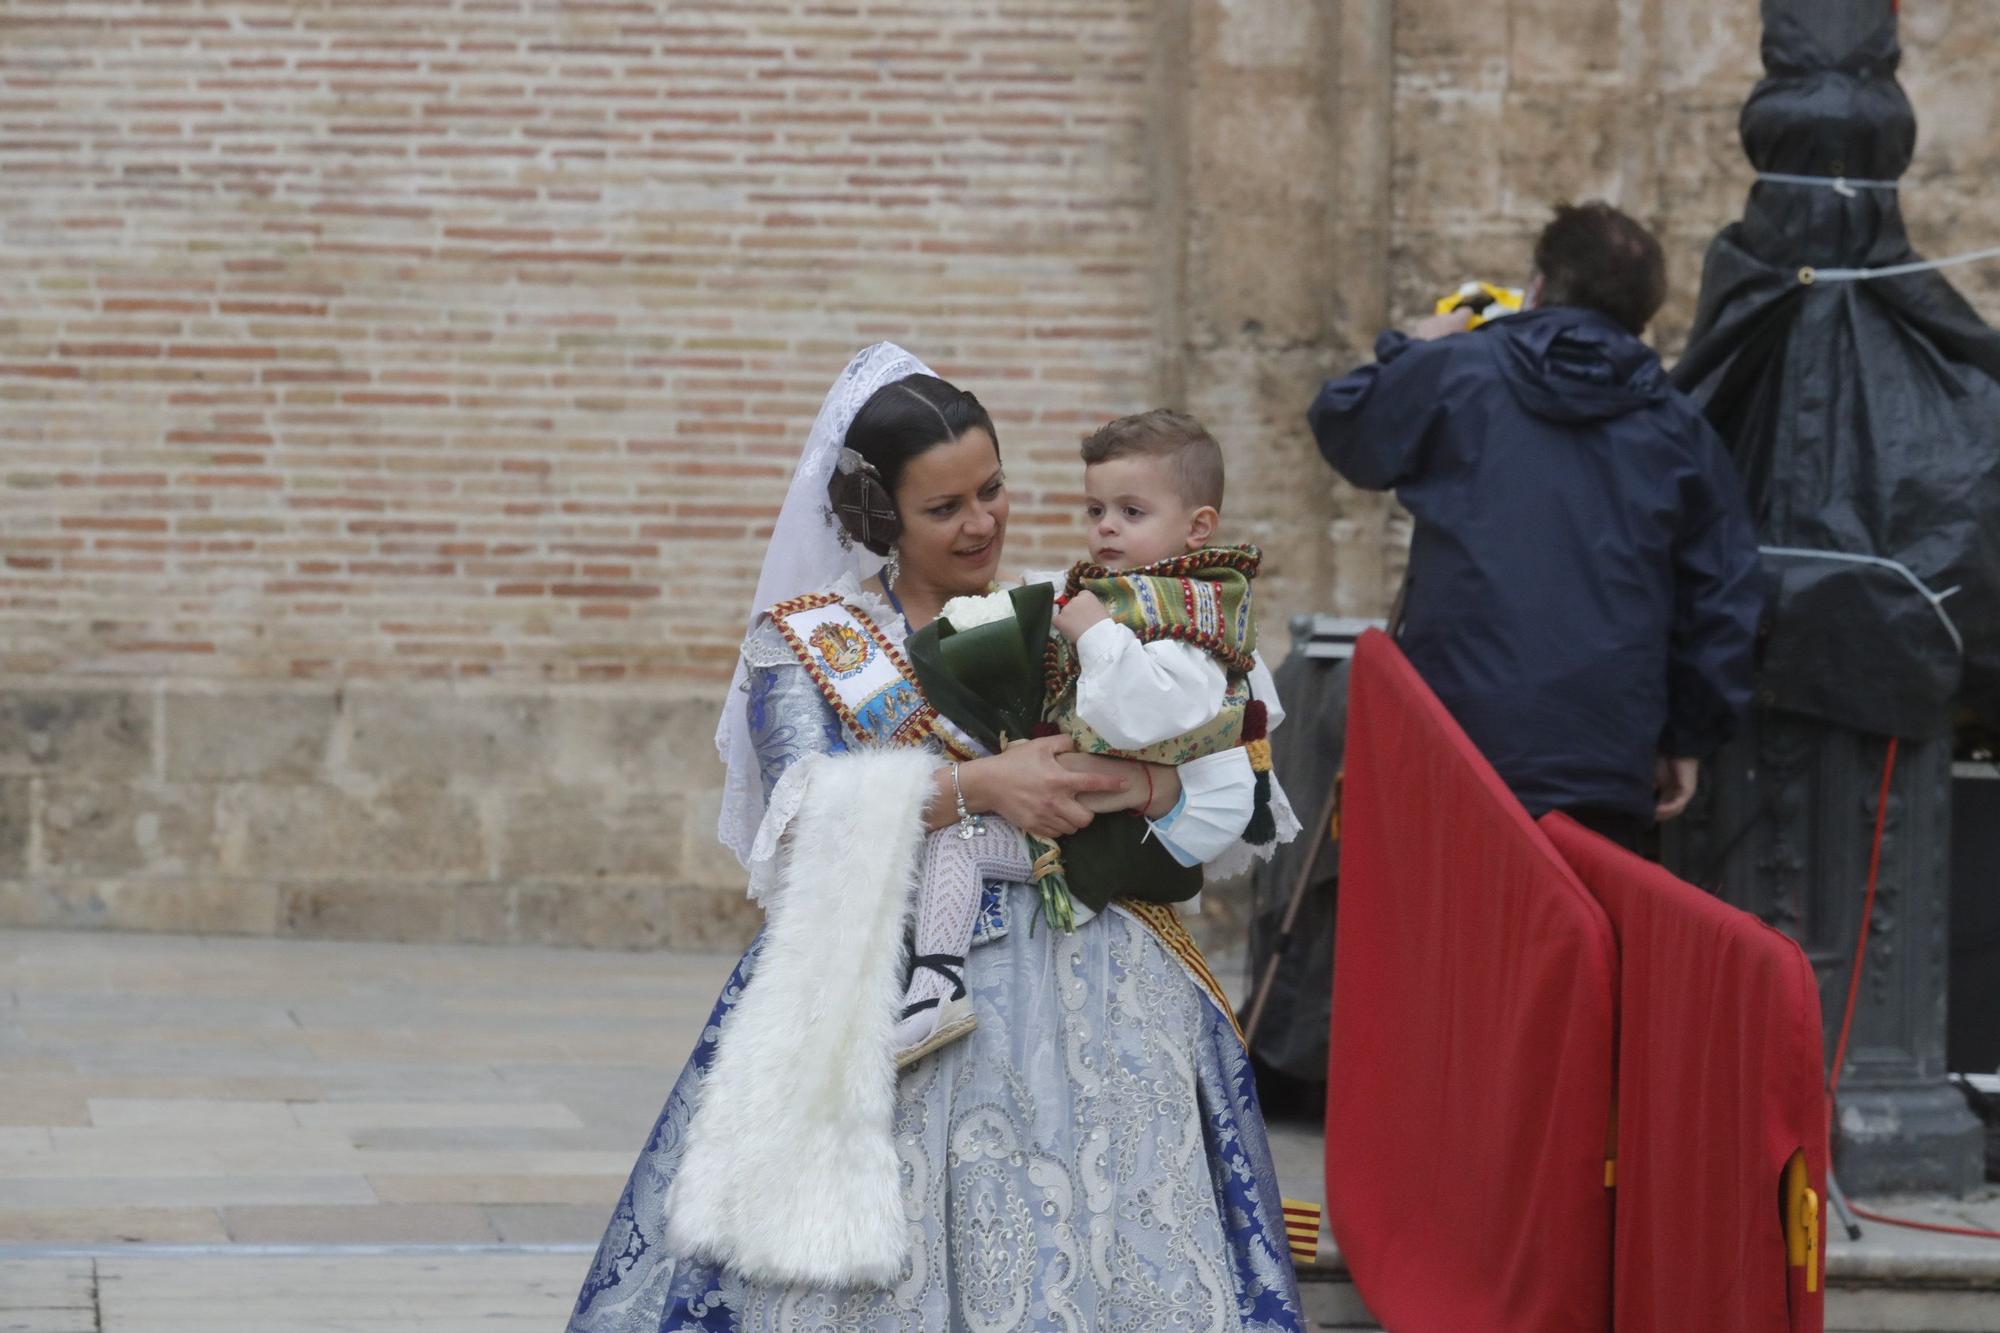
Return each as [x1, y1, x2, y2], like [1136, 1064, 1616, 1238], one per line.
[907, 585, 1080, 930]
[905, 583, 1054, 751]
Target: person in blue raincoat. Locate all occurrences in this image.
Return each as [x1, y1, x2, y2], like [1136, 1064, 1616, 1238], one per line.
[1307, 201, 1763, 847]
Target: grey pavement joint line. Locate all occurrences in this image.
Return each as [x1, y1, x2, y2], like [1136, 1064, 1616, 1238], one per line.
[0, 1241, 597, 1259]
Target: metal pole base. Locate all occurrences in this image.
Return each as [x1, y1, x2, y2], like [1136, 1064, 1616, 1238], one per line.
[1825, 1168, 1864, 1241]
[1834, 1080, 1986, 1197]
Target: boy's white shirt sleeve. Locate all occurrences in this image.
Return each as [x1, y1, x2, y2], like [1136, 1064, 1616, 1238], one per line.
[1149, 650, 1302, 881]
[1071, 619, 1229, 751]
[1147, 748, 1255, 866]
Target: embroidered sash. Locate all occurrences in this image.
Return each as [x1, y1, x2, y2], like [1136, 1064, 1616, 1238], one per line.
[769, 591, 980, 760]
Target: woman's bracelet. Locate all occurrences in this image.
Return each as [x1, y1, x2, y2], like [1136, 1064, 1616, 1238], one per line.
[950, 762, 982, 840]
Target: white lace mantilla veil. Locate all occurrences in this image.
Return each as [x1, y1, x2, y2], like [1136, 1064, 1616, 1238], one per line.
[714, 342, 938, 865]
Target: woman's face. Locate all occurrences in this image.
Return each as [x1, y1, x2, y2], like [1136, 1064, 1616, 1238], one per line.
[891, 427, 1007, 595]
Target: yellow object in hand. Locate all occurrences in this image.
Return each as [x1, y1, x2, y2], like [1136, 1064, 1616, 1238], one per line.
[1434, 281, 1526, 329]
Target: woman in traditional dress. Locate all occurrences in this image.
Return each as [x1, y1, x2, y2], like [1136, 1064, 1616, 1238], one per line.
[569, 344, 1306, 1332]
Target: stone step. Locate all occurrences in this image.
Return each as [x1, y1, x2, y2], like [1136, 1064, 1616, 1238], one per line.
[1296, 1262, 1379, 1329]
[1295, 1225, 2000, 1333]
[1272, 1116, 2000, 1331]
[1826, 1213, 2000, 1333]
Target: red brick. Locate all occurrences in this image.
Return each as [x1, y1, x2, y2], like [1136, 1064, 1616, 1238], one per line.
[58, 342, 161, 358]
[550, 583, 660, 599]
[71, 473, 170, 488]
[347, 560, 456, 576]
[104, 298, 210, 314]
[61, 517, 170, 533]
[165, 431, 274, 447]
[343, 391, 451, 407]
[67, 557, 168, 574]
[114, 641, 217, 654]
[262, 369, 372, 385]
[219, 300, 328, 317]
[167, 344, 280, 361]
[348, 520, 457, 536]
[186, 473, 282, 489]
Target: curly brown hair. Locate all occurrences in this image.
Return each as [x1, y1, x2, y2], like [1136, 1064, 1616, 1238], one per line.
[1532, 201, 1667, 336]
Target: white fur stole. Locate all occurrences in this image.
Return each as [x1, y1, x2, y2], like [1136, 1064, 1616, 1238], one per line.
[664, 746, 940, 1288]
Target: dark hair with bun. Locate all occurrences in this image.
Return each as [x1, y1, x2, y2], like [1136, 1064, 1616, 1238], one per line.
[828, 374, 998, 556]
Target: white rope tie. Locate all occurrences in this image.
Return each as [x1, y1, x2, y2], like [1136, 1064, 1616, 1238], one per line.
[1738, 172, 2000, 284]
[1756, 171, 1902, 197]
[1799, 244, 2000, 284]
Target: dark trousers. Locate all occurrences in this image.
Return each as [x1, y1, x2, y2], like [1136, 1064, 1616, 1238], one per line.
[1562, 804, 1653, 856]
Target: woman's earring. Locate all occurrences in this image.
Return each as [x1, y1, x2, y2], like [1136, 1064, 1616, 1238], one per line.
[883, 546, 902, 587]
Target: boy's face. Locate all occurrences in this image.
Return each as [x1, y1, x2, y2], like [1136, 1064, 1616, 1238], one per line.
[1082, 455, 1217, 570]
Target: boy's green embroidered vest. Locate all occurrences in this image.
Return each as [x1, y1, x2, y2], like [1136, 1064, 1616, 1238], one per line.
[1042, 545, 1265, 914]
[1045, 545, 1261, 765]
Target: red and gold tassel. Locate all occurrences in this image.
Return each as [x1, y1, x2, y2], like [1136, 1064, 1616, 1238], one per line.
[1242, 700, 1277, 845]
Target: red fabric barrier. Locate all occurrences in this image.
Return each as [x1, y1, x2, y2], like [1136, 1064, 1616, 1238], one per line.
[1541, 813, 1828, 1333]
[1327, 631, 1617, 1332]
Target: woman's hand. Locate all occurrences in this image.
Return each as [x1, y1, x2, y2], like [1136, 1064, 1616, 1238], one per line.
[952, 735, 1127, 840]
[1053, 753, 1180, 818]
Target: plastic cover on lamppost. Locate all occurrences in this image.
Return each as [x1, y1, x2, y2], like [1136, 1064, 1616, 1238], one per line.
[1668, 0, 1993, 1195]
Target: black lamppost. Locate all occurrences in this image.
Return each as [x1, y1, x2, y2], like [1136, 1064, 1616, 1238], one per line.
[1668, 0, 2000, 1194]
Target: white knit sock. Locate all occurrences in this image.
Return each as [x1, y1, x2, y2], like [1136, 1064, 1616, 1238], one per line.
[894, 817, 1031, 1054]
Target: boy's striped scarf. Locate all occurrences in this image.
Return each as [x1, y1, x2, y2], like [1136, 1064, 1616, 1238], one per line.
[1044, 544, 1277, 844]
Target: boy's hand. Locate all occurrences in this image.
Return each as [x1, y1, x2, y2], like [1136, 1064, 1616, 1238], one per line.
[1055, 590, 1111, 642]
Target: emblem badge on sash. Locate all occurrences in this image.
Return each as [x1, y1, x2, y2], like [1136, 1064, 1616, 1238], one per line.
[808, 620, 872, 677]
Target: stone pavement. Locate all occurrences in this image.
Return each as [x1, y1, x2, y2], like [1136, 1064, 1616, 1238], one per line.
[0, 927, 1355, 1330]
[0, 1251, 581, 1331]
[1, 928, 1996, 1331]
[0, 929, 718, 1249]
[0, 927, 719, 1330]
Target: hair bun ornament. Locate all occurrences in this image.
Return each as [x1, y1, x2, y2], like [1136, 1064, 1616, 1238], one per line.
[831, 446, 901, 556]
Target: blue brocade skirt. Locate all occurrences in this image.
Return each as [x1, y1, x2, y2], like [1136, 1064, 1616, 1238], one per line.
[568, 883, 1306, 1333]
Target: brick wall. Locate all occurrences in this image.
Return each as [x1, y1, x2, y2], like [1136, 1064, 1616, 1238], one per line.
[0, 0, 1158, 685]
[4, 0, 1999, 948]
[0, 0, 1165, 945]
